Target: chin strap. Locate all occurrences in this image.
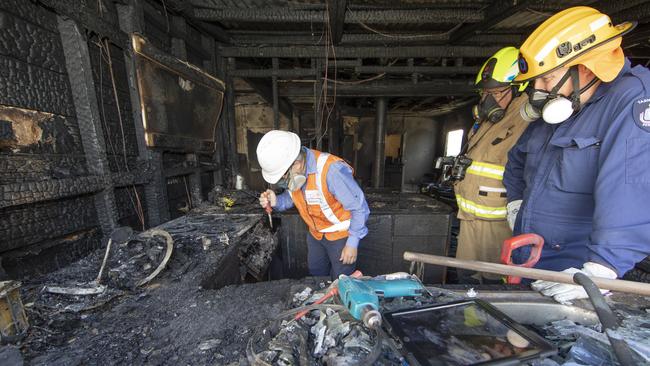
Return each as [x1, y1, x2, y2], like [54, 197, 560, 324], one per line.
[570, 66, 582, 111]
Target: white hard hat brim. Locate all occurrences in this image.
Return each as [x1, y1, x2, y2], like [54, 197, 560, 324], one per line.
[259, 133, 301, 184]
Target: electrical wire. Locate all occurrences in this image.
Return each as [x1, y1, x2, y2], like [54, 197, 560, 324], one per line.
[354, 4, 488, 40]
[95, 38, 146, 230]
[183, 176, 193, 211]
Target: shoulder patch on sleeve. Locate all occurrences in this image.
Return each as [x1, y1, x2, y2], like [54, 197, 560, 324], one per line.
[634, 97, 650, 132]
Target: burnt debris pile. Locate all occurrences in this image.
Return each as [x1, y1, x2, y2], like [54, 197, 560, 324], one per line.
[11, 204, 286, 365]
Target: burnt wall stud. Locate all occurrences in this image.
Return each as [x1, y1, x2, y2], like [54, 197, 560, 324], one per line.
[314, 58, 324, 150]
[57, 17, 118, 235]
[205, 36, 224, 187]
[117, 0, 167, 226]
[272, 57, 280, 130]
[225, 57, 239, 186]
[372, 97, 387, 188]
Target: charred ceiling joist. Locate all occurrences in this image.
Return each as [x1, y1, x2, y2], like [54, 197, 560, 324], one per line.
[218, 45, 500, 58]
[193, 7, 483, 25]
[279, 80, 475, 98]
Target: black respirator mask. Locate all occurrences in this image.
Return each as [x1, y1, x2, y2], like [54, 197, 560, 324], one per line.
[520, 66, 599, 124]
[472, 87, 513, 123]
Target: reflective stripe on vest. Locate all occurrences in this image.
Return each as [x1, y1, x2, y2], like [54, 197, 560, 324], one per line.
[455, 194, 507, 219]
[466, 161, 505, 180]
[315, 153, 351, 233]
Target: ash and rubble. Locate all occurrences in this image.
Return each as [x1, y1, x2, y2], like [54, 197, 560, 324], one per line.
[530, 311, 650, 365]
[10, 200, 289, 365]
[3, 188, 649, 365]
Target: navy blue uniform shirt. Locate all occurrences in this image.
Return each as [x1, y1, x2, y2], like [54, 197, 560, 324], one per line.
[504, 59, 650, 276]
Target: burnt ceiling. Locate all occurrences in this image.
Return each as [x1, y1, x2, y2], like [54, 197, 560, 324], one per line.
[152, 0, 650, 116]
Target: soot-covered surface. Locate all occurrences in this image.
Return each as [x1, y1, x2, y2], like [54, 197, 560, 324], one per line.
[14, 203, 293, 365]
[20, 252, 321, 365]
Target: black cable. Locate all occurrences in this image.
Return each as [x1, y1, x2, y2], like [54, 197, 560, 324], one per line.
[573, 272, 638, 366]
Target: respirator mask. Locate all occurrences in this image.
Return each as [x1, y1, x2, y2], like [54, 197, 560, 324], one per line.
[520, 66, 599, 124]
[277, 162, 306, 192]
[473, 87, 512, 123]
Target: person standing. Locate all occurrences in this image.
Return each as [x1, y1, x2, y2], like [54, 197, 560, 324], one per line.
[454, 47, 530, 283]
[504, 6, 650, 303]
[256, 130, 369, 279]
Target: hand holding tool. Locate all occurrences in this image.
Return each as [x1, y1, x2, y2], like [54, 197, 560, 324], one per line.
[337, 274, 425, 329]
[500, 233, 544, 284]
[402, 251, 650, 296]
[259, 190, 275, 228]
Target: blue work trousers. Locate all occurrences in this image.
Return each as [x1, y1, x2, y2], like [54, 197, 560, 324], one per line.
[307, 234, 355, 279]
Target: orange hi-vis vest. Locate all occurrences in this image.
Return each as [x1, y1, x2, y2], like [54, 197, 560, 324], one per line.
[291, 150, 352, 241]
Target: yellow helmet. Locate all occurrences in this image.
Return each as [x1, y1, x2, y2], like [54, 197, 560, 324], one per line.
[476, 47, 521, 88]
[516, 6, 636, 82]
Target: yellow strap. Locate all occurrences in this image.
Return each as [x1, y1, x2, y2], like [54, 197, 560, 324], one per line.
[455, 194, 507, 219]
[466, 161, 505, 180]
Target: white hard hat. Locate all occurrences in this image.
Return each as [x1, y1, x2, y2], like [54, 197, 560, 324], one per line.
[256, 130, 302, 184]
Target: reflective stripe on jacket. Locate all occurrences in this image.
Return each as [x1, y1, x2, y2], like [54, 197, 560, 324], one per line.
[291, 150, 352, 240]
[454, 94, 529, 221]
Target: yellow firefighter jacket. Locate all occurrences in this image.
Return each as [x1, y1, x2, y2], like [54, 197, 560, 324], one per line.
[454, 94, 529, 221]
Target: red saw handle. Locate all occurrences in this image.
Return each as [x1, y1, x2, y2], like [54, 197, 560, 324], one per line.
[500, 233, 544, 284]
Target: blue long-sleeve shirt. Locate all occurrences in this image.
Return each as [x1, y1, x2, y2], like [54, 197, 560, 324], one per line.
[274, 147, 370, 248]
[503, 59, 650, 277]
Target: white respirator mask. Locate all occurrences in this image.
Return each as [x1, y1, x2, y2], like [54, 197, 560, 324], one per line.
[520, 66, 598, 124]
[287, 172, 306, 192]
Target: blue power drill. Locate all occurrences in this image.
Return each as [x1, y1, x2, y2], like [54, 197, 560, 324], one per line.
[337, 273, 425, 329]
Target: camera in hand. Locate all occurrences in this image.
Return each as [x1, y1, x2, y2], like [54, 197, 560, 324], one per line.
[435, 155, 473, 183]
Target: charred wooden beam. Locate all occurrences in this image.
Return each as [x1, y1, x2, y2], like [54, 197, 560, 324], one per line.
[193, 7, 482, 24]
[0, 176, 105, 209]
[141, 0, 214, 59]
[224, 57, 239, 185]
[219, 45, 499, 58]
[280, 80, 475, 97]
[356, 65, 477, 75]
[158, 0, 232, 44]
[272, 58, 280, 129]
[58, 17, 118, 235]
[449, 0, 531, 44]
[117, 0, 167, 226]
[326, 0, 347, 45]
[39, 0, 129, 46]
[615, 2, 650, 23]
[230, 33, 524, 46]
[231, 65, 477, 78]
[231, 68, 316, 78]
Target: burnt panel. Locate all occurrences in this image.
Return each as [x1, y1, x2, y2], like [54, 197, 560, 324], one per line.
[0, 55, 75, 116]
[0, 10, 66, 73]
[133, 35, 224, 153]
[0, 105, 84, 155]
[0, 194, 99, 252]
[0, 0, 58, 32]
[394, 214, 450, 236]
[393, 235, 449, 283]
[0, 176, 104, 208]
[0, 155, 88, 184]
[356, 215, 393, 276]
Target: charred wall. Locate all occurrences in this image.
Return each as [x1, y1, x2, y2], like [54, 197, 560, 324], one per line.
[0, 0, 229, 277]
